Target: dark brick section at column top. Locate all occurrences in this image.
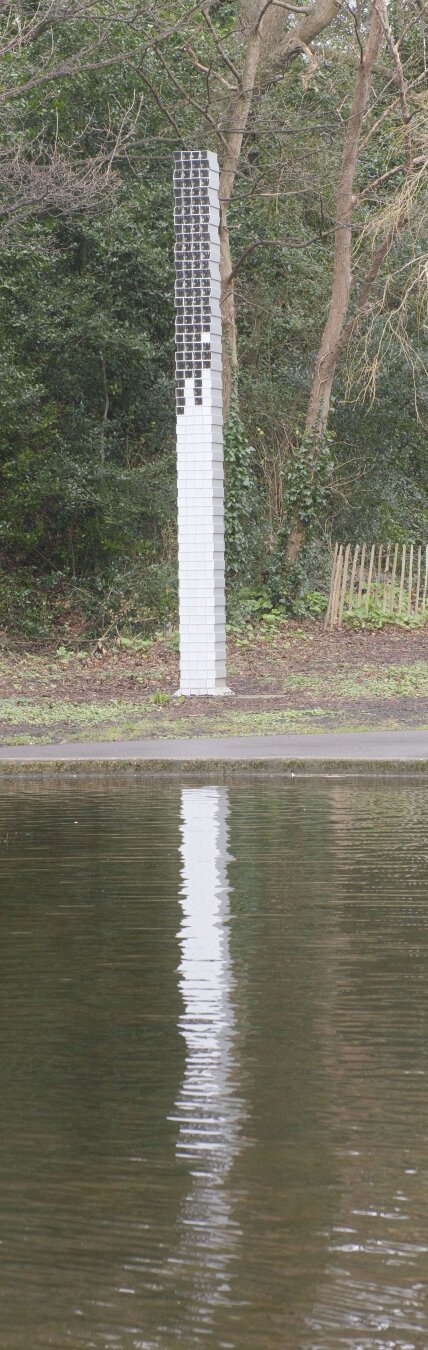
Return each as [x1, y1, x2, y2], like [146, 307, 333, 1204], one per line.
[173, 150, 213, 413]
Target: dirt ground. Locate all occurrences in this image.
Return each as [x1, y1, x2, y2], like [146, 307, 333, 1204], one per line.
[1, 618, 428, 744]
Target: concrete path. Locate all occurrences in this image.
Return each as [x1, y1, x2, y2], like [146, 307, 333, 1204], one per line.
[0, 729, 428, 765]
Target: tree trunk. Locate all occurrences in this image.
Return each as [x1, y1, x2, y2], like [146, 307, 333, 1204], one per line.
[220, 26, 261, 415]
[219, 220, 238, 414]
[219, 0, 345, 416]
[305, 3, 383, 438]
[285, 0, 383, 562]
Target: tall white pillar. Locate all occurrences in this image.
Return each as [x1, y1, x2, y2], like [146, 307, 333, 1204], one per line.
[174, 150, 230, 696]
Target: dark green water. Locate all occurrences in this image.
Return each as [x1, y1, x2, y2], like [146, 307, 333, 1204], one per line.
[0, 780, 427, 1350]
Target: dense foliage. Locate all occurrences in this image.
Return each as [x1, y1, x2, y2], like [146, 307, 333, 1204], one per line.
[0, 0, 426, 637]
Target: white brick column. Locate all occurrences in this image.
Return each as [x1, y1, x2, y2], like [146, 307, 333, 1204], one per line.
[174, 150, 231, 696]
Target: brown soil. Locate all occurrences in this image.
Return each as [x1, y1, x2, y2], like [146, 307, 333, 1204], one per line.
[1, 619, 428, 742]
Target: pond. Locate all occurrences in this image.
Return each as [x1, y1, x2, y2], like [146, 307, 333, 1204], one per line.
[0, 779, 427, 1349]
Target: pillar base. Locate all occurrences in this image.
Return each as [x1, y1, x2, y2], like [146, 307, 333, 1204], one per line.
[174, 685, 233, 698]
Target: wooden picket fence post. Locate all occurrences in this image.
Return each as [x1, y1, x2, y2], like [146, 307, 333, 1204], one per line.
[325, 542, 428, 628]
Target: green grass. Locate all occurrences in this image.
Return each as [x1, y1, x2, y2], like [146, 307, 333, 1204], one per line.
[0, 659, 428, 745]
[0, 700, 332, 743]
[253, 663, 428, 701]
[325, 662, 428, 700]
[0, 697, 153, 728]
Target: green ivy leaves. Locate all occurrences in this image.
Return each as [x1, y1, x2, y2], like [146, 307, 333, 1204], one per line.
[224, 379, 257, 580]
[284, 429, 335, 533]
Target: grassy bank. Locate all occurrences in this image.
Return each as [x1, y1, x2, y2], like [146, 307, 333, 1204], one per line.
[0, 617, 428, 744]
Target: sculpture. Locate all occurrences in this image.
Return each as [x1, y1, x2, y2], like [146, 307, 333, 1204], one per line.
[174, 150, 230, 695]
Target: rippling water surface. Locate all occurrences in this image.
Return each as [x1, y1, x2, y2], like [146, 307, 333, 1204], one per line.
[0, 779, 427, 1349]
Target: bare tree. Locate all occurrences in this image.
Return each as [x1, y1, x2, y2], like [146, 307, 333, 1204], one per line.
[285, 0, 427, 561]
[0, 2, 194, 228]
[217, 0, 347, 409]
[0, 102, 147, 235]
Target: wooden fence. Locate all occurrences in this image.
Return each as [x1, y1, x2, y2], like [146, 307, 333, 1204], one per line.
[326, 543, 428, 629]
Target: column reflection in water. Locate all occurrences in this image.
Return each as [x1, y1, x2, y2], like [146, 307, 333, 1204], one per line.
[168, 786, 243, 1337]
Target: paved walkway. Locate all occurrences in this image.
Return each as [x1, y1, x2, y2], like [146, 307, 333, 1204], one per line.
[0, 729, 428, 764]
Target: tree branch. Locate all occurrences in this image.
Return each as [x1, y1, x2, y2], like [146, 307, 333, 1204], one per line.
[271, 1, 312, 12]
[380, 4, 413, 176]
[337, 224, 404, 355]
[0, 3, 202, 103]
[200, 5, 241, 82]
[185, 43, 238, 90]
[274, 0, 344, 65]
[154, 46, 229, 150]
[138, 69, 184, 141]
[227, 231, 329, 280]
[255, 0, 278, 32]
[356, 156, 426, 200]
[360, 69, 427, 154]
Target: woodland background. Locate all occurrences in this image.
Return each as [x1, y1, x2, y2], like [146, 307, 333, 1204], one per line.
[0, 0, 426, 639]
